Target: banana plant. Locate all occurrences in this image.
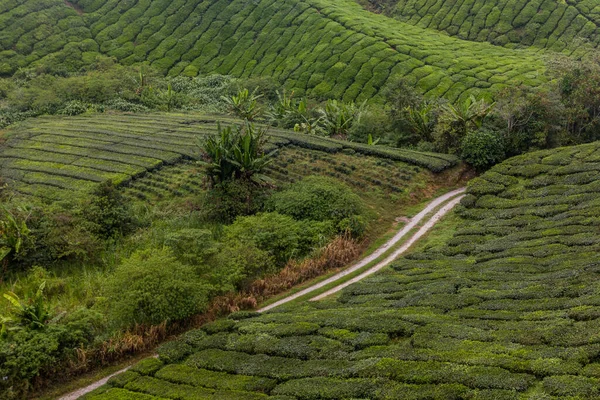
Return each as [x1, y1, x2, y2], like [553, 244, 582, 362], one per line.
[405, 101, 436, 142]
[199, 121, 276, 185]
[222, 88, 263, 121]
[2, 281, 50, 332]
[318, 99, 366, 138]
[0, 205, 32, 264]
[367, 134, 380, 145]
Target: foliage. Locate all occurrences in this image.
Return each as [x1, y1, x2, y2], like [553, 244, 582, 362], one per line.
[97, 141, 600, 399]
[202, 180, 271, 224]
[556, 54, 600, 144]
[83, 181, 136, 239]
[267, 176, 366, 236]
[460, 128, 506, 171]
[348, 106, 389, 144]
[0, 308, 101, 397]
[104, 248, 211, 328]
[164, 229, 219, 266]
[222, 88, 263, 121]
[200, 122, 276, 185]
[492, 86, 562, 156]
[1, 282, 50, 335]
[0, 205, 32, 264]
[317, 99, 366, 139]
[0, 0, 548, 102]
[223, 212, 333, 266]
[59, 100, 90, 116]
[404, 101, 437, 143]
[383, 0, 600, 51]
[435, 95, 495, 154]
[269, 90, 318, 130]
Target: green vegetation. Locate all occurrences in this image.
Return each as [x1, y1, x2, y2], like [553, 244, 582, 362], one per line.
[0, 113, 458, 202]
[0, 0, 548, 101]
[0, 111, 463, 397]
[367, 0, 600, 52]
[4, 0, 600, 397]
[96, 140, 600, 399]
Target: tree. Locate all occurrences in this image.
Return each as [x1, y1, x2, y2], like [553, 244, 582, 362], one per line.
[555, 54, 600, 144]
[493, 86, 563, 156]
[199, 121, 276, 185]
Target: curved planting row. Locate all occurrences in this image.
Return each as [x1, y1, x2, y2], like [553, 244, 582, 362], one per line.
[388, 0, 600, 52]
[124, 146, 427, 203]
[0, 0, 548, 100]
[0, 113, 457, 199]
[91, 140, 600, 399]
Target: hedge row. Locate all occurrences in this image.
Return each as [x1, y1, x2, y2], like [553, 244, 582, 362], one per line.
[0, 0, 549, 100]
[390, 0, 600, 52]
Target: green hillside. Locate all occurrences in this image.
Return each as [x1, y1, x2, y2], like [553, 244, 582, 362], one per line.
[0, 113, 457, 199]
[374, 0, 600, 52]
[0, 0, 548, 100]
[89, 140, 600, 399]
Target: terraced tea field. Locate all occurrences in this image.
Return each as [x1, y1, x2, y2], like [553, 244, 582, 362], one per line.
[386, 0, 600, 52]
[1, 0, 547, 100]
[0, 113, 458, 199]
[88, 141, 600, 399]
[123, 146, 433, 204]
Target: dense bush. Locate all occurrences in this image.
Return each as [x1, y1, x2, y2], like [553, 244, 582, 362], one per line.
[104, 249, 211, 328]
[202, 180, 271, 223]
[0, 308, 102, 397]
[223, 212, 333, 266]
[267, 176, 366, 236]
[460, 128, 506, 171]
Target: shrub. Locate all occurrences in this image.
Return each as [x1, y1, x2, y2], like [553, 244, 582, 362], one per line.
[164, 229, 219, 265]
[460, 127, 506, 170]
[156, 340, 193, 364]
[223, 212, 332, 265]
[83, 181, 136, 239]
[0, 308, 102, 397]
[266, 176, 366, 235]
[202, 180, 271, 223]
[209, 240, 275, 290]
[59, 100, 89, 116]
[105, 248, 211, 328]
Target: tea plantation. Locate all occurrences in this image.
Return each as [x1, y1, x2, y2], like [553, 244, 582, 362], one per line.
[0, 113, 458, 199]
[0, 0, 548, 100]
[384, 0, 600, 51]
[88, 140, 600, 399]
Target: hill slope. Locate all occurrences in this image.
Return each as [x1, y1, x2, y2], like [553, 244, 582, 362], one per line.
[373, 0, 600, 52]
[89, 140, 600, 399]
[0, 113, 458, 199]
[0, 0, 548, 100]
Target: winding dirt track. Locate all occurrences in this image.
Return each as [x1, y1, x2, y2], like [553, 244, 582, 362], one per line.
[258, 187, 466, 311]
[60, 187, 465, 399]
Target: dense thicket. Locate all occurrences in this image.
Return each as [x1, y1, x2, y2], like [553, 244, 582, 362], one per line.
[93, 141, 600, 399]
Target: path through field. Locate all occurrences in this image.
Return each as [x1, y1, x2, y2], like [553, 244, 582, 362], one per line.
[60, 187, 465, 399]
[258, 187, 466, 311]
